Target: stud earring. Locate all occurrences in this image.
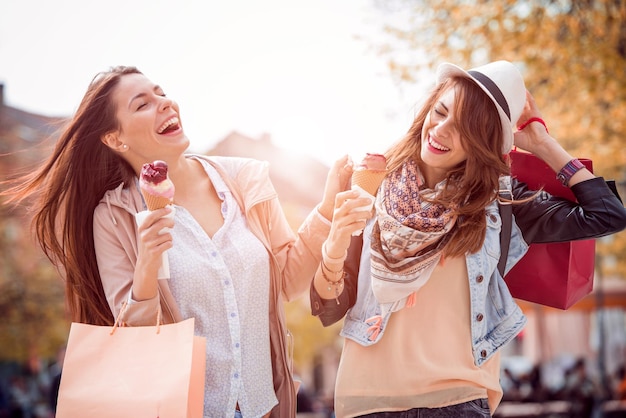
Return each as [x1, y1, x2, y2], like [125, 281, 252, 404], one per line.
[122, 144, 129, 150]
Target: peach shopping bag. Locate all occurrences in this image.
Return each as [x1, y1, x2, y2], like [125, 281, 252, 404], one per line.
[56, 312, 205, 418]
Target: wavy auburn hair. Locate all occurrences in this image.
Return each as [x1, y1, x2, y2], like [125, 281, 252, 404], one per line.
[2, 66, 140, 325]
[385, 76, 511, 257]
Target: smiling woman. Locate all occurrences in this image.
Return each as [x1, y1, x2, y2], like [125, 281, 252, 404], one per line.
[309, 60, 626, 418]
[100, 73, 190, 175]
[0, 65, 354, 418]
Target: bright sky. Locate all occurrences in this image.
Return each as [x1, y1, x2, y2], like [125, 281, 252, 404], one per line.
[1, 0, 429, 165]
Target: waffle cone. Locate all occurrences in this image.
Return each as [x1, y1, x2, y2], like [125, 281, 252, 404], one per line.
[141, 191, 172, 211]
[351, 170, 387, 196]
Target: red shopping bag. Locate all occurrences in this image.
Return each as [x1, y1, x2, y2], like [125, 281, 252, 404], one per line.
[505, 150, 595, 309]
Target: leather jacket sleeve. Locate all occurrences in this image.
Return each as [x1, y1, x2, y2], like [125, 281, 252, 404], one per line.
[511, 177, 626, 244]
[310, 235, 362, 327]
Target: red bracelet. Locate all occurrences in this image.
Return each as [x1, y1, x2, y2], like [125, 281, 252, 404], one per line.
[517, 117, 549, 133]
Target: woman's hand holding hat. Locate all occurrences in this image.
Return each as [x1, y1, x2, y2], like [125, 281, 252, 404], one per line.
[514, 91, 594, 186]
[513, 91, 554, 155]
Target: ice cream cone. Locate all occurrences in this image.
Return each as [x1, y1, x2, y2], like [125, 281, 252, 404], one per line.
[139, 160, 175, 211]
[141, 192, 173, 211]
[351, 169, 387, 196]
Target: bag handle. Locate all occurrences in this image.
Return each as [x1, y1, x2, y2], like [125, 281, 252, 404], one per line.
[498, 185, 513, 277]
[498, 201, 512, 277]
[110, 301, 162, 335]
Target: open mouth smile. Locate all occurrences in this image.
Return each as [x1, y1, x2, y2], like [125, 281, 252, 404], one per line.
[157, 117, 181, 134]
[428, 135, 450, 152]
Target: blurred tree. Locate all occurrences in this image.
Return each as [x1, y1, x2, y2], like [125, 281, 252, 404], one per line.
[0, 113, 69, 362]
[371, 0, 626, 278]
[0, 205, 68, 362]
[286, 298, 343, 368]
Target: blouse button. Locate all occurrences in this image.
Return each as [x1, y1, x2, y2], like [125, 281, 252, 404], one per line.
[314, 301, 320, 310]
[489, 214, 497, 222]
[476, 313, 484, 321]
[476, 275, 484, 283]
[481, 350, 487, 358]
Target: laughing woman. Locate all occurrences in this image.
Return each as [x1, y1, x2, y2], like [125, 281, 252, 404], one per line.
[310, 61, 626, 418]
[2, 66, 353, 418]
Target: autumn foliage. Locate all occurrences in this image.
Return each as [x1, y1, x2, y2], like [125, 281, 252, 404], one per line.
[373, 0, 626, 278]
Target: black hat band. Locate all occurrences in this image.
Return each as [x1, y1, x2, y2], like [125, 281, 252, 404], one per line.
[468, 70, 511, 121]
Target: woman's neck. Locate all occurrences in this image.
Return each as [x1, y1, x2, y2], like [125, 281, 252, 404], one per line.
[418, 163, 446, 190]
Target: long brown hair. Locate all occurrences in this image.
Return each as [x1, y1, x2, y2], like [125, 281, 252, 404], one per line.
[2, 66, 140, 325]
[385, 76, 510, 257]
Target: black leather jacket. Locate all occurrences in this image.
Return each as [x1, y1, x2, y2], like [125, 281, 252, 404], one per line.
[511, 177, 625, 243]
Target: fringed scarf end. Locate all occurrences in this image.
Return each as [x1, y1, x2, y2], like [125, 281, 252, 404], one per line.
[366, 315, 383, 341]
[405, 291, 417, 308]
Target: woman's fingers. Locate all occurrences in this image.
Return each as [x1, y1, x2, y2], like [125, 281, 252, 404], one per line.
[319, 155, 354, 221]
[330, 191, 373, 237]
[137, 207, 175, 261]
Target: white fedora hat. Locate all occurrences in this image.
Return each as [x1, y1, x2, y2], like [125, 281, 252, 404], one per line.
[436, 60, 526, 154]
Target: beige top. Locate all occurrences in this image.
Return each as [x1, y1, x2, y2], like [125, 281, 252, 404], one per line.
[334, 256, 503, 418]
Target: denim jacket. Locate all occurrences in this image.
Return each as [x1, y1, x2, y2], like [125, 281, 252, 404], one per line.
[311, 177, 626, 366]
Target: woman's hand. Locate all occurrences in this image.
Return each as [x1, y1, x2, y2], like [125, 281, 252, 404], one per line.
[133, 206, 175, 300]
[313, 189, 373, 300]
[318, 155, 354, 221]
[324, 189, 374, 259]
[513, 90, 553, 154]
[513, 90, 593, 185]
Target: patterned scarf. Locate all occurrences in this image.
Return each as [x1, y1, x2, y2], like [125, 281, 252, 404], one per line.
[370, 159, 457, 315]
